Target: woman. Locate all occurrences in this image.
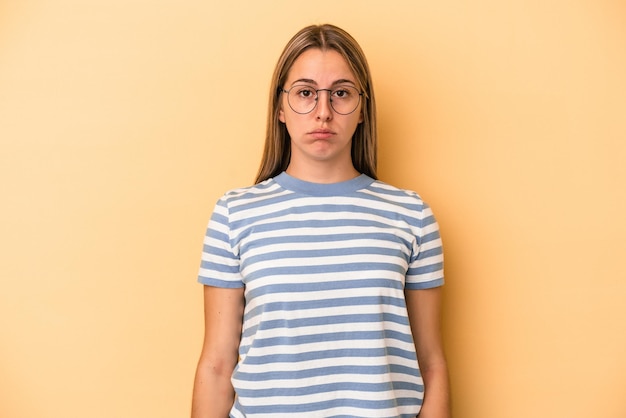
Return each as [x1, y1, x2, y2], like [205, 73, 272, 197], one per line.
[192, 24, 450, 418]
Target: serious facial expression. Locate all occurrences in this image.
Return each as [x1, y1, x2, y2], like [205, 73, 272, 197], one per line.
[279, 48, 363, 168]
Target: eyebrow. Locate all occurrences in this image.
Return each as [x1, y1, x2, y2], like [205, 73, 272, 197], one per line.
[290, 78, 358, 87]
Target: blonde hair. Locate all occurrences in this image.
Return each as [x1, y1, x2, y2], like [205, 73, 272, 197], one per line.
[255, 24, 378, 183]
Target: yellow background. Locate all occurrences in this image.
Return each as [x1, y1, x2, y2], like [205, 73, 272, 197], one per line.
[1, 1, 625, 417]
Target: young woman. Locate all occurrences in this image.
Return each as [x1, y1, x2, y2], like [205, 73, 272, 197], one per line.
[192, 24, 450, 418]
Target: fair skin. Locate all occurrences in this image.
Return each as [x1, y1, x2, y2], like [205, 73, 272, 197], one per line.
[191, 47, 450, 418]
[279, 48, 362, 184]
[406, 287, 452, 418]
[191, 286, 244, 417]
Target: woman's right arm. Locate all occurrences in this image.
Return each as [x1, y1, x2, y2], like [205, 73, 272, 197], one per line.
[191, 285, 245, 418]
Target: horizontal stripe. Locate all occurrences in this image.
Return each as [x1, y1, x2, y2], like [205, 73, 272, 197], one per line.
[244, 278, 403, 300]
[235, 381, 423, 399]
[234, 395, 422, 414]
[231, 400, 422, 418]
[244, 295, 406, 318]
[241, 262, 407, 282]
[239, 339, 418, 362]
[242, 245, 409, 267]
[241, 312, 410, 338]
[241, 346, 417, 365]
[233, 363, 420, 382]
[242, 329, 414, 350]
[197, 172, 443, 417]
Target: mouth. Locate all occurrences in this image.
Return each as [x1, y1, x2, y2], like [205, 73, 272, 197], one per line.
[309, 129, 335, 139]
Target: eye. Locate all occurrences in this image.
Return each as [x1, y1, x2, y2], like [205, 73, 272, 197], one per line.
[295, 86, 316, 98]
[332, 87, 353, 99]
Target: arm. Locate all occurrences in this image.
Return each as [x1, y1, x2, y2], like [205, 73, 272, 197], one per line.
[405, 287, 451, 418]
[191, 285, 245, 418]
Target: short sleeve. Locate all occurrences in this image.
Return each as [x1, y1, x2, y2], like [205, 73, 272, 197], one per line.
[405, 202, 444, 290]
[197, 197, 244, 288]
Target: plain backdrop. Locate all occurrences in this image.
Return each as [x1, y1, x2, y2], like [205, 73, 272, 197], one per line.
[1, 1, 625, 417]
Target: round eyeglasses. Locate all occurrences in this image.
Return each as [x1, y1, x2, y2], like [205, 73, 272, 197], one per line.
[281, 84, 363, 115]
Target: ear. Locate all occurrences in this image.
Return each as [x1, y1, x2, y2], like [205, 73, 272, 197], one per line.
[358, 111, 364, 124]
[279, 107, 286, 123]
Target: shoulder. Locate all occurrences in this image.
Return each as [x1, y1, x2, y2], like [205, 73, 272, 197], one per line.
[362, 179, 439, 231]
[212, 178, 293, 220]
[364, 179, 429, 209]
[217, 178, 283, 205]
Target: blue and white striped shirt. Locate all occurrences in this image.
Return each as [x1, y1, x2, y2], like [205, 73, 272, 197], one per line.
[198, 172, 444, 418]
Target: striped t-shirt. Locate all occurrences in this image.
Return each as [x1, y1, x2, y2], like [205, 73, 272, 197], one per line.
[198, 172, 444, 418]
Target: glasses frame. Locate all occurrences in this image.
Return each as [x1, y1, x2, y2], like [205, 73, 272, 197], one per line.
[280, 85, 363, 115]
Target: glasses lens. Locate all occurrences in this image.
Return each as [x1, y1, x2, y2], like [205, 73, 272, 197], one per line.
[287, 85, 361, 115]
[287, 85, 318, 114]
[329, 86, 361, 115]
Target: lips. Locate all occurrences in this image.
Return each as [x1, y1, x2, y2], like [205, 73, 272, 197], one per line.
[309, 129, 335, 139]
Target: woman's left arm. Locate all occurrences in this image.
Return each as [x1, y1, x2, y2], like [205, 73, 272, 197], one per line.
[405, 287, 451, 418]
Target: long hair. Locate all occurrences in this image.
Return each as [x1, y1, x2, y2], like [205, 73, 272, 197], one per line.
[255, 24, 378, 183]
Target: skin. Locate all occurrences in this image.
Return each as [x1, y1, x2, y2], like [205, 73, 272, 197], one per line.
[191, 47, 450, 418]
[406, 287, 452, 418]
[191, 286, 244, 417]
[279, 48, 363, 184]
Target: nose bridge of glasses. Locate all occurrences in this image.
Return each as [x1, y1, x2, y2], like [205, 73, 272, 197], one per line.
[307, 89, 332, 116]
[315, 88, 334, 102]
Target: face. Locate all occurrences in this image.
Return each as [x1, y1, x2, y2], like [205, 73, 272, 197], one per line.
[279, 48, 363, 170]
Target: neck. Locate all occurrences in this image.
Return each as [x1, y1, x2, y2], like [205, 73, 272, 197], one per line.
[285, 161, 360, 184]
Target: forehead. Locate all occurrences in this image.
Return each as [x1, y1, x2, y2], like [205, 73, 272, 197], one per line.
[285, 48, 356, 85]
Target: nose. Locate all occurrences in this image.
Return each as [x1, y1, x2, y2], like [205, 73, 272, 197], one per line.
[315, 89, 333, 121]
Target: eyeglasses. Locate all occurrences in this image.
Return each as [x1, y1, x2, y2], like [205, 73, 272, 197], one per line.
[281, 84, 363, 115]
